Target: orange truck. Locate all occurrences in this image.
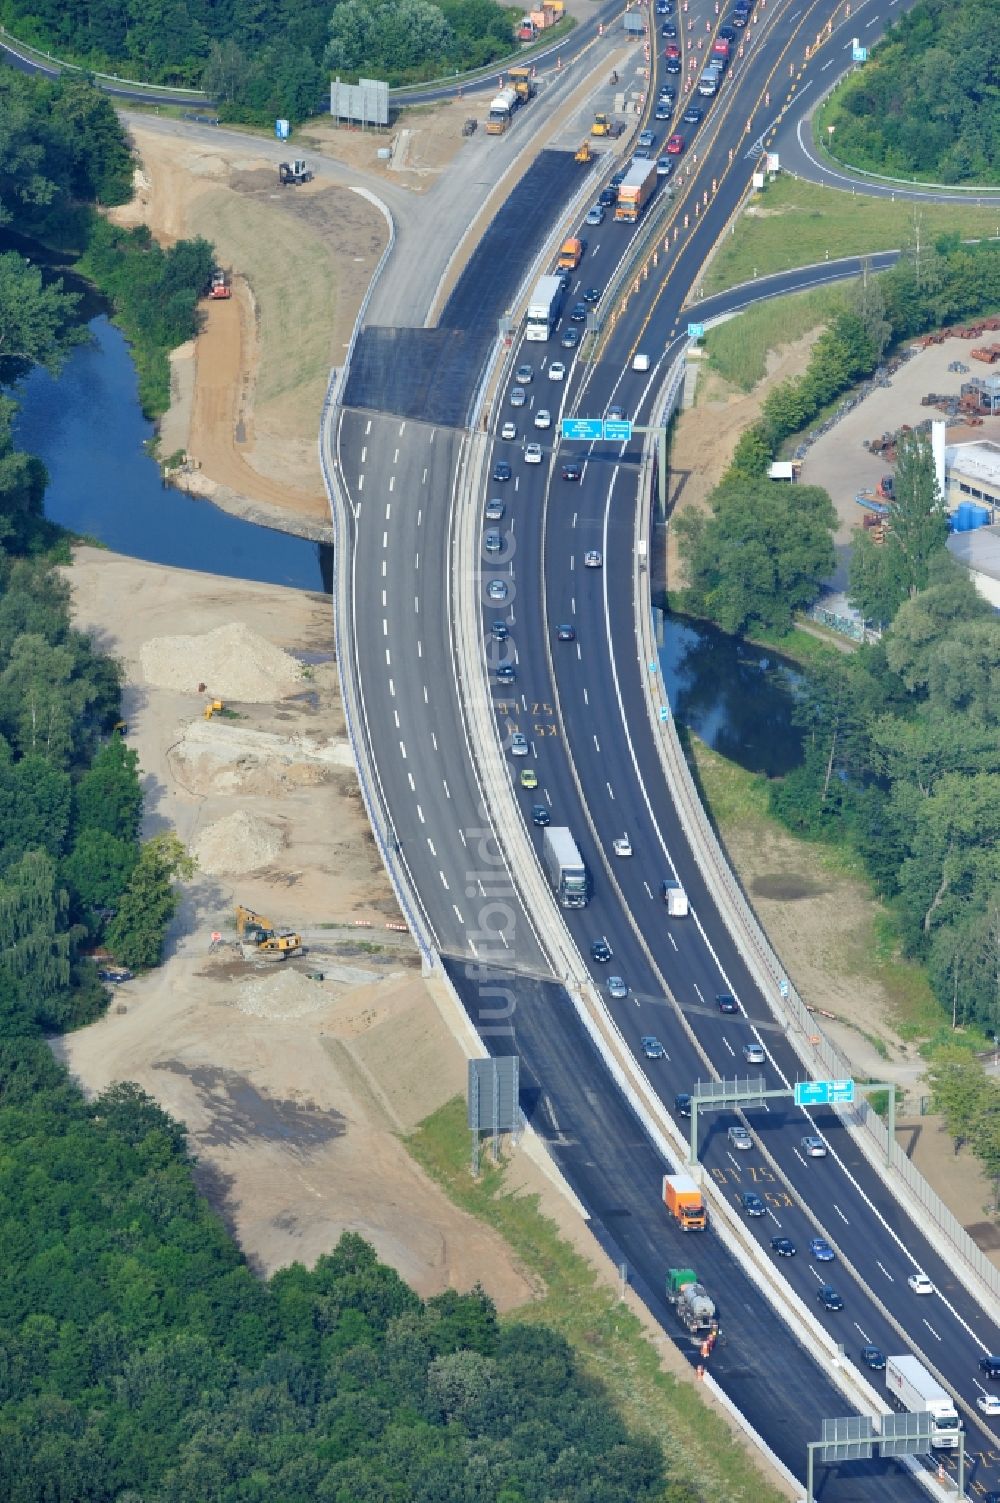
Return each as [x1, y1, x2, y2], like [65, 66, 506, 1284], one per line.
[662, 1172, 707, 1231]
[557, 236, 583, 270]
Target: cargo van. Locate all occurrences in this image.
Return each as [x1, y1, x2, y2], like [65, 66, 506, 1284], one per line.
[558, 237, 583, 270]
[632, 351, 650, 372]
[698, 65, 721, 96]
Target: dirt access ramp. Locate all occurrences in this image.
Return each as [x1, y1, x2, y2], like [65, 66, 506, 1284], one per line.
[59, 548, 532, 1304]
[113, 127, 387, 531]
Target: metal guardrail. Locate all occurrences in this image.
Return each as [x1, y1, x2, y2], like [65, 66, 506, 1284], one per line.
[0, 30, 211, 97]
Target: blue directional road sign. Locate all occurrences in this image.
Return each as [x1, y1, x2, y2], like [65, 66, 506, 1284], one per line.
[604, 419, 632, 442]
[794, 1079, 855, 1107]
[687, 322, 705, 339]
[851, 42, 868, 61]
[561, 418, 603, 442]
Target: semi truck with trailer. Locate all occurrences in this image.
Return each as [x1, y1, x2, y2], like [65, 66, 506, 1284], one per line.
[885, 1356, 960, 1448]
[614, 160, 658, 223]
[662, 1173, 708, 1231]
[541, 827, 589, 908]
[525, 274, 565, 341]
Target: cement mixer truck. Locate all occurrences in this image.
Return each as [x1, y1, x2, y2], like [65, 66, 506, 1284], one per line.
[666, 1268, 718, 1335]
[486, 86, 520, 134]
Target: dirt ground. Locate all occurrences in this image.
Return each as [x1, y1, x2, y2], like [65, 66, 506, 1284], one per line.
[666, 332, 823, 585]
[58, 548, 533, 1304]
[112, 128, 388, 527]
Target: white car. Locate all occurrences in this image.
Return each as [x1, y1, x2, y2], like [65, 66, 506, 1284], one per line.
[612, 834, 632, 857]
[534, 409, 552, 430]
[978, 1394, 1000, 1416]
[500, 420, 517, 440]
[548, 361, 567, 381]
[524, 442, 543, 464]
[584, 550, 603, 568]
[510, 732, 529, 757]
[907, 1272, 934, 1295]
[801, 1135, 828, 1158]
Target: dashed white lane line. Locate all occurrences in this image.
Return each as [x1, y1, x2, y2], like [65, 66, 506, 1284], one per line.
[458, 828, 467, 845]
[923, 1320, 942, 1342]
[399, 741, 407, 759]
[417, 641, 423, 657]
[394, 448, 400, 462]
[365, 419, 371, 435]
[576, 642, 582, 661]
[408, 773, 415, 791]
[644, 881, 653, 898]
[358, 474, 364, 491]
[417, 509, 422, 525]
[415, 595, 420, 614]
[417, 805, 425, 823]
[594, 735, 601, 752]
[382, 559, 386, 576]
[583, 687, 589, 704]
[381, 590, 387, 607]
[668, 932, 678, 951]
[415, 553, 420, 570]
[382, 531, 388, 548]
[393, 710, 399, 728]
[361, 446, 367, 462]
[385, 503, 391, 520]
[854, 1321, 872, 1343]
[388, 678, 395, 697]
[442, 780, 451, 799]
[876, 1261, 894, 1281]
[607, 781, 615, 799]
[385, 649, 391, 665]
[693, 983, 704, 1001]
[427, 838, 436, 856]
[383, 619, 388, 636]
[722, 1037, 735, 1056]
[431, 732, 438, 751]
[440, 869, 450, 890]
[422, 468, 428, 483]
[453, 904, 465, 924]
[832, 1204, 849, 1225]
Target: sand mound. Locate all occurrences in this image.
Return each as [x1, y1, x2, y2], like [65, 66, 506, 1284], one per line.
[192, 809, 284, 874]
[236, 969, 333, 1020]
[140, 622, 302, 702]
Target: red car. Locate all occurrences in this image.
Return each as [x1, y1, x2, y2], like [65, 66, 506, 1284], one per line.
[664, 42, 680, 57]
[666, 133, 685, 155]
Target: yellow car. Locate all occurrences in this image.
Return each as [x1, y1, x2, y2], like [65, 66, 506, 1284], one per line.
[520, 767, 538, 790]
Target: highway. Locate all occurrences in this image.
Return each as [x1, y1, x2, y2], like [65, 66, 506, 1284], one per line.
[329, 0, 1000, 1494]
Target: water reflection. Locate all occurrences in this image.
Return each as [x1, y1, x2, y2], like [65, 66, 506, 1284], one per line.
[655, 607, 803, 777]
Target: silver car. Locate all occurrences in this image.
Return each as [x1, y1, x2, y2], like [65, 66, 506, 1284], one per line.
[727, 1124, 752, 1151]
[510, 732, 529, 757]
[801, 1135, 828, 1158]
[510, 386, 526, 407]
[607, 975, 629, 1000]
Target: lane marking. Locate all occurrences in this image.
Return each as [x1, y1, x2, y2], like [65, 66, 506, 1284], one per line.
[876, 1261, 894, 1282]
[427, 838, 436, 856]
[924, 1320, 942, 1342]
[399, 741, 407, 760]
[440, 869, 449, 890]
[417, 804, 425, 823]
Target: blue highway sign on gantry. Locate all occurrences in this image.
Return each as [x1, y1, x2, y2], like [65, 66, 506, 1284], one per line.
[561, 418, 603, 442]
[794, 1079, 855, 1107]
[603, 419, 632, 442]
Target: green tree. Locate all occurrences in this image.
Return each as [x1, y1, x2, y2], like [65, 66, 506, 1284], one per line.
[849, 430, 948, 623]
[325, 0, 454, 78]
[676, 477, 836, 634]
[73, 735, 143, 842]
[0, 253, 84, 386]
[0, 750, 72, 863]
[106, 833, 194, 969]
[0, 397, 50, 554]
[61, 827, 138, 915]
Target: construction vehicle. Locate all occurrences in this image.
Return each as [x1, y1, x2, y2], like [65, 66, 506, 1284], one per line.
[235, 905, 302, 957]
[486, 86, 520, 134]
[508, 65, 536, 101]
[209, 269, 231, 300]
[662, 1173, 707, 1230]
[876, 474, 894, 501]
[204, 699, 224, 720]
[462, 117, 477, 136]
[591, 112, 623, 138]
[575, 139, 592, 164]
[278, 159, 313, 187]
[666, 1268, 719, 1334]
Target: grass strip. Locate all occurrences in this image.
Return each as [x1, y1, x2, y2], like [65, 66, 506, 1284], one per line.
[408, 1097, 787, 1503]
[703, 284, 848, 390]
[702, 174, 1000, 296]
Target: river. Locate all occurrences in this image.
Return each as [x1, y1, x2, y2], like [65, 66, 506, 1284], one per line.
[14, 311, 329, 594]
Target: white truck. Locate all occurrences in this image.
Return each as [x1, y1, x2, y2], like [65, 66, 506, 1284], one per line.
[525, 274, 565, 342]
[542, 826, 589, 908]
[885, 1355, 960, 1449]
[663, 879, 689, 917]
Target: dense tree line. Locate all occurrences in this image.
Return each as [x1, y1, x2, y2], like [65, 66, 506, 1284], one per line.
[0, 0, 520, 118]
[826, 0, 1000, 185]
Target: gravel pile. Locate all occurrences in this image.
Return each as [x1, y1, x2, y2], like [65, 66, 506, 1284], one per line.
[140, 622, 303, 702]
[236, 969, 331, 1020]
[191, 810, 284, 874]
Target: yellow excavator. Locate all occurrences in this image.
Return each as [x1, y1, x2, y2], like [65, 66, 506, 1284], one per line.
[235, 905, 302, 957]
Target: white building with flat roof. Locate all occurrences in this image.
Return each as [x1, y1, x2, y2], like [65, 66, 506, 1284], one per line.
[944, 439, 1000, 521]
[948, 524, 1000, 608]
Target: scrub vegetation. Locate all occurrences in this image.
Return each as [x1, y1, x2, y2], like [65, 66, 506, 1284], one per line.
[703, 285, 848, 391]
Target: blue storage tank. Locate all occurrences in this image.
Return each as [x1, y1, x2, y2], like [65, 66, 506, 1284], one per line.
[953, 503, 972, 532]
[966, 503, 991, 530]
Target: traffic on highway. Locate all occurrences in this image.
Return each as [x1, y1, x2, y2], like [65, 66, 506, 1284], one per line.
[329, 0, 1000, 1493]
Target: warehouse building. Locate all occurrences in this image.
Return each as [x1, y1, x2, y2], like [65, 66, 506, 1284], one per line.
[942, 438, 1000, 524]
[948, 525, 1000, 609]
